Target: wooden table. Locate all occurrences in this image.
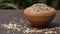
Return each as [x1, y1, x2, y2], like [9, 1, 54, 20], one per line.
[0, 10, 60, 34]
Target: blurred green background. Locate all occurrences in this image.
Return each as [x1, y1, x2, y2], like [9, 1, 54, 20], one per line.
[0, 0, 60, 10]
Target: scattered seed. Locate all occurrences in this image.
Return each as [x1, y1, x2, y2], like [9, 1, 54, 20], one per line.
[51, 28, 55, 30]
[55, 27, 59, 29]
[36, 30, 40, 33]
[17, 28, 20, 31]
[58, 28, 60, 29]
[7, 31, 10, 33]
[23, 31, 26, 33]
[0, 18, 60, 34]
[48, 29, 52, 31]
[48, 31, 53, 33]
[29, 33, 32, 34]
[13, 17, 17, 20]
[54, 31, 57, 34]
[1, 23, 21, 32]
[45, 32, 48, 34]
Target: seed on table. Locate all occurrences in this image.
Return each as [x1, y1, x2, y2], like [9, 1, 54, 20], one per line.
[20, 19, 23, 21]
[45, 32, 48, 34]
[45, 29, 49, 31]
[58, 28, 60, 29]
[42, 29, 46, 32]
[27, 28, 30, 30]
[48, 31, 53, 33]
[55, 27, 59, 29]
[36, 30, 40, 33]
[13, 17, 17, 20]
[39, 30, 45, 32]
[17, 29, 20, 31]
[51, 28, 55, 30]
[30, 29, 36, 32]
[48, 29, 52, 31]
[36, 29, 44, 33]
[25, 30, 30, 33]
[23, 31, 26, 33]
[1, 18, 58, 34]
[7, 31, 10, 33]
[50, 28, 55, 31]
[54, 31, 57, 34]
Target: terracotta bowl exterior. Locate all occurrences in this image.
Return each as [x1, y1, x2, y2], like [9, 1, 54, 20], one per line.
[24, 8, 56, 27]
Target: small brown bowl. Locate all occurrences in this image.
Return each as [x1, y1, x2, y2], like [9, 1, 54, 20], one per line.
[24, 8, 56, 27]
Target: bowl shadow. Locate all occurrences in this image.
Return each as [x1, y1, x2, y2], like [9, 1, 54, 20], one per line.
[29, 22, 60, 29]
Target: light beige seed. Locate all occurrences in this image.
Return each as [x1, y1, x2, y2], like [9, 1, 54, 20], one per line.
[25, 30, 29, 33]
[30, 30, 35, 32]
[49, 29, 52, 31]
[48, 31, 53, 33]
[29, 33, 32, 34]
[58, 28, 60, 29]
[23, 31, 26, 33]
[45, 32, 48, 34]
[55, 27, 59, 29]
[17, 29, 20, 31]
[13, 17, 17, 19]
[54, 31, 57, 33]
[45, 29, 48, 31]
[7, 31, 10, 33]
[39, 30, 44, 32]
[27, 28, 30, 30]
[36, 30, 40, 33]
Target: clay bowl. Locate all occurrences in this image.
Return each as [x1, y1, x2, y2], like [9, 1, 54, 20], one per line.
[24, 8, 56, 27]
